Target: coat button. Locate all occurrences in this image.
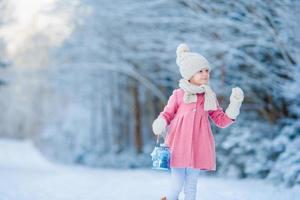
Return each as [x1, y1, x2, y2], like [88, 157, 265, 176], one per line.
[193, 108, 196, 112]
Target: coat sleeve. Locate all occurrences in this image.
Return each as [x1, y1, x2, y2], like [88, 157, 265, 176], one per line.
[208, 99, 235, 128]
[159, 90, 179, 125]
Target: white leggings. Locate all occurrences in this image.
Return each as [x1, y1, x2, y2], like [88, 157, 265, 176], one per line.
[166, 168, 200, 200]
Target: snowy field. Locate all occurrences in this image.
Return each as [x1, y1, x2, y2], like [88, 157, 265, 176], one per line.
[0, 139, 299, 200]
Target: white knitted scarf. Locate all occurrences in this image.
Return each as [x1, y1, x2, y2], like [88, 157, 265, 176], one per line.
[179, 79, 218, 111]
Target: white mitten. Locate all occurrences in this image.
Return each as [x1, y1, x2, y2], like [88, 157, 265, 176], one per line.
[152, 116, 167, 135]
[225, 87, 244, 119]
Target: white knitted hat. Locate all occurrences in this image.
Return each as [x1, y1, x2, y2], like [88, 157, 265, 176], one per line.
[176, 43, 211, 80]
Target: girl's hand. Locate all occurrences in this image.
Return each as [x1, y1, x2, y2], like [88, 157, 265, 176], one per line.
[230, 87, 244, 103]
[152, 116, 167, 135]
[226, 87, 244, 120]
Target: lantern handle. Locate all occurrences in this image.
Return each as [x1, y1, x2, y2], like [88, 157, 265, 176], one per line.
[156, 134, 160, 145]
[156, 129, 167, 146]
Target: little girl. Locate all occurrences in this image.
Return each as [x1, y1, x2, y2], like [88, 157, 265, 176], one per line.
[152, 43, 244, 200]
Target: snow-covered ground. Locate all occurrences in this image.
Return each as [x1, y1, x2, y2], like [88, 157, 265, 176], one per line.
[0, 139, 299, 200]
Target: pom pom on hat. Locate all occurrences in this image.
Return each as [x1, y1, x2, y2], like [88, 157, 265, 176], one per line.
[176, 43, 211, 80]
[176, 43, 190, 57]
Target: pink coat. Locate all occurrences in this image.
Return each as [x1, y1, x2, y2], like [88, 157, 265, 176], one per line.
[159, 89, 234, 171]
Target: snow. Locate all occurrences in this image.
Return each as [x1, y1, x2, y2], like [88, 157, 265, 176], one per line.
[0, 139, 299, 200]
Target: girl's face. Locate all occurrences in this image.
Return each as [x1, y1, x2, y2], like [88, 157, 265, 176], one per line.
[189, 68, 210, 86]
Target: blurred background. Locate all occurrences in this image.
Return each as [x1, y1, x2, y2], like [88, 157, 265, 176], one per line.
[0, 0, 299, 191]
